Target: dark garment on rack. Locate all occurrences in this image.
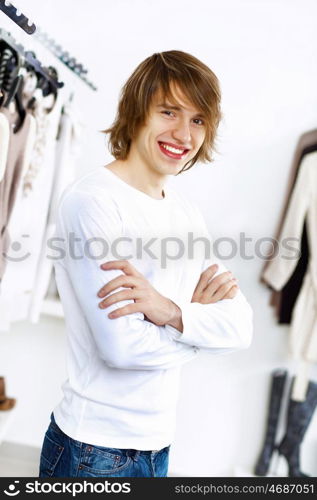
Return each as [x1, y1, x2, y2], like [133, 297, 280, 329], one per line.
[278, 218, 309, 323]
[275, 146, 317, 323]
[261, 131, 317, 321]
[0, 107, 33, 282]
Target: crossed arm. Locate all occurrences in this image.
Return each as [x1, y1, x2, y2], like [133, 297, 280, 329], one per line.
[97, 259, 239, 331]
[59, 192, 253, 370]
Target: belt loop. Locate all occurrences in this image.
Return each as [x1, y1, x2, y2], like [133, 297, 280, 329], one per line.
[133, 450, 140, 462]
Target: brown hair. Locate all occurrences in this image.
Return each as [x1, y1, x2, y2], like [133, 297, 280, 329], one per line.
[103, 50, 222, 173]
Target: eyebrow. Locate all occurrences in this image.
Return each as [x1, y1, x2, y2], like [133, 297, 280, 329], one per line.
[157, 102, 181, 111]
[156, 102, 206, 118]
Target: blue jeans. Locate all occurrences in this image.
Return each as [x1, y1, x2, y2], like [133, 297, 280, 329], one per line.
[39, 413, 171, 477]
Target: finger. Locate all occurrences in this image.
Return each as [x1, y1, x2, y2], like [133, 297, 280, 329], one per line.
[108, 303, 144, 319]
[204, 270, 233, 295]
[98, 275, 140, 298]
[211, 280, 237, 302]
[100, 260, 142, 277]
[198, 282, 238, 304]
[192, 264, 219, 296]
[99, 289, 142, 309]
[223, 285, 239, 300]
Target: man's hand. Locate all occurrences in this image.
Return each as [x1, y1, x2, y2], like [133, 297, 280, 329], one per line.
[97, 260, 180, 327]
[191, 264, 239, 304]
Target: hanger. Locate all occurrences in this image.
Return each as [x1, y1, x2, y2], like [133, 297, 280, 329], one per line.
[2, 72, 22, 107]
[0, 32, 26, 132]
[23, 49, 63, 91]
[0, 32, 21, 92]
[0, 29, 64, 92]
[0, 73, 26, 135]
[24, 53, 59, 113]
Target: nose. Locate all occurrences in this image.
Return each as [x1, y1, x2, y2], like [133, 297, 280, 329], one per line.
[171, 119, 191, 145]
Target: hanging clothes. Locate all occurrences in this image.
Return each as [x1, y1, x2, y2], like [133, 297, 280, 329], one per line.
[0, 87, 63, 330]
[0, 96, 36, 284]
[276, 219, 309, 324]
[261, 130, 317, 322]
[0, 29, 94, 329]
[22, 88, 57, 196]
[29, 100, 83, 323]
[261, 151, 317, 396]
[0, 108, 10, 182]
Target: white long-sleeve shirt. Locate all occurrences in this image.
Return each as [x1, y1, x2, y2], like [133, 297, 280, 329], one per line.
[53, 166, 253, 450]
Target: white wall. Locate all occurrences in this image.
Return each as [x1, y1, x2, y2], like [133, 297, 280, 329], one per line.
[1, 0, 317, 476]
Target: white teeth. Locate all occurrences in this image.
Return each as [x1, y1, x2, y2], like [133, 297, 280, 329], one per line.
[161, 143, 186, 155]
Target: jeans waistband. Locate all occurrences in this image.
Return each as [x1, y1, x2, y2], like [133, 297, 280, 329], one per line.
[50, 412, 170, 457]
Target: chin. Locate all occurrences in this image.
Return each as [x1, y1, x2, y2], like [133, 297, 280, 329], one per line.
[154, 157, 188, 174]
[162, 164, 184, 175]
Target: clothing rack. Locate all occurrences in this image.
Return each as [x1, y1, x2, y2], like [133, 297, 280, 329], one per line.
[0, 28, 63, 90]
[33, 28, 97, 92]
[0, 2, 97, 91]
[0, 0, 35, 35]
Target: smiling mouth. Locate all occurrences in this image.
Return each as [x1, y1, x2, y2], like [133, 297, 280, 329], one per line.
[158, 141, 190, 159]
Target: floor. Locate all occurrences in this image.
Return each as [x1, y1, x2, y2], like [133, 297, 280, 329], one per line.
[0, 441, 40, 477]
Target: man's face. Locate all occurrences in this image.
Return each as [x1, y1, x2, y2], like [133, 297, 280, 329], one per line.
[130, 83, 206, 176]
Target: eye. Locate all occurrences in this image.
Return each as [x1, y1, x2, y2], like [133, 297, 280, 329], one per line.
[193, 118, 204, 126]
[161, 110, 175, 117]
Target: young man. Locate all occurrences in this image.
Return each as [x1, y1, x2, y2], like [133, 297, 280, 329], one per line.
[39, 51, 253, 478]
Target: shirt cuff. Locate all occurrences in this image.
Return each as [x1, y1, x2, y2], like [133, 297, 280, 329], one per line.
[164, 300, 196, 346]
[165, 323, 183, 341]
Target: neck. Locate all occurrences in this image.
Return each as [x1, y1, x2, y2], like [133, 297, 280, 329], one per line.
[106, 156, 167, 200]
